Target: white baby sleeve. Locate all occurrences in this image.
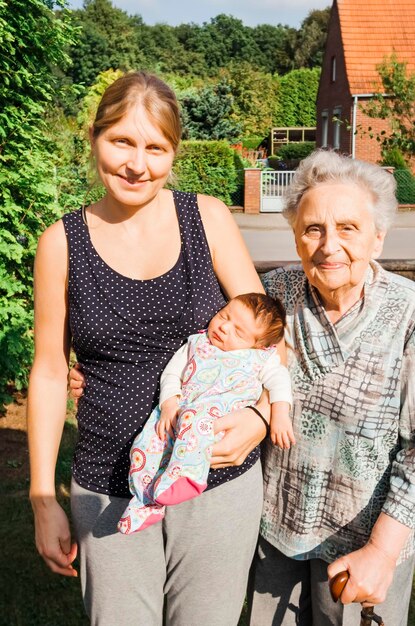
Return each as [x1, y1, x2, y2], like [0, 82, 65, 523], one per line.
[260, 352, 293, 406]
[159, 343, 189, 406]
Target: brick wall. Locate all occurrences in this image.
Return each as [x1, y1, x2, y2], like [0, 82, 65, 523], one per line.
[354, 106, 391, 163]
[316, 2, 397, 164]
[244, 169, 261, 214]
[316, 2, 353, 154]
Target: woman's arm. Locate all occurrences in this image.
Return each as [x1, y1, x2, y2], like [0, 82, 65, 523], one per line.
[197, 194, 264, 297]
[199, 194, 287, 366]
[27, 221, 77, 577]
[198, 194, 276, 466]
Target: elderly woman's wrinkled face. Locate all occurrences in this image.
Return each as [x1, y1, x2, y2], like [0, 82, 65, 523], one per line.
[294, 182, 385, 303]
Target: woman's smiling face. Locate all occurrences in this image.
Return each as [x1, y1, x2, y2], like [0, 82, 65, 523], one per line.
[293, 182, 386, 305]
[91, 104, 175, 208]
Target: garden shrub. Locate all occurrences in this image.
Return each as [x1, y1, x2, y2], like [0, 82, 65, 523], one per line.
[173, 141, 241, 206]
[394, 170, 415, 204]
[381, 147, 409, 171]
[0, 0, 78, 406]
[276, 142, 316, 161]
[267, 142, 315, 170]
[242, 136, 265, 150]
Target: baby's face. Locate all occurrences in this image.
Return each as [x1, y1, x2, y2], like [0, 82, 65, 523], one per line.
[207, 300, 264, 351]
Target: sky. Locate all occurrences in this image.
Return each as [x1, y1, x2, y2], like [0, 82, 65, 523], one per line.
[66, 0, 331, 29]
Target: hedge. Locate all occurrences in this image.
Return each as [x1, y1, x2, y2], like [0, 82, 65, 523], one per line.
[268, 142, 316, 170]
[394, 170, 415, 205]
[173, 140, 244, 206]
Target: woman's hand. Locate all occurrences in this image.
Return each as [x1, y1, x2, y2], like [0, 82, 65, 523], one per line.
[210, 406, 268, 468]
[327, 541, 396, 606]
[68, 363, 85, 403]
[32, 497, 78, 577]
[328, 512, 410, 606]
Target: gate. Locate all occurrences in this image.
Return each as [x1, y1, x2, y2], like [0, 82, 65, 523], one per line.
[261, 170, 296, 213]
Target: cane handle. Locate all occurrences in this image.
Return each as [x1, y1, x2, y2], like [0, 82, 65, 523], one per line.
[329, 571, 384, 625]
[329, 570, 349, 602]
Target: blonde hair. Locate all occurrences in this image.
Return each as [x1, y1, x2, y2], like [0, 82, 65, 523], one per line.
[92, 71, 181, 152]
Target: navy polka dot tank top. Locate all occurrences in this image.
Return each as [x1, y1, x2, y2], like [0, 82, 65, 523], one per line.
[62, 190, 260, 497]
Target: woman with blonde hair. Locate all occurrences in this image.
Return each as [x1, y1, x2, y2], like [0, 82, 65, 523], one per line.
[28, 71, 276, 626]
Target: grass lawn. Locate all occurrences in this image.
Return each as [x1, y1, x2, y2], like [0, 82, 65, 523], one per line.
[0, 395, 413, 625]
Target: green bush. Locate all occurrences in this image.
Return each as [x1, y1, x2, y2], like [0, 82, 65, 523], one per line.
[276, 142, 316, 160]
[267, 155, 283, 169]
[394, 170, 415, 204]
[267, 142, 315, 171]
[0, 0, 78, 406]
[242, 136, 265, 150]
[381, 147, 409, 171]
[173, 141, 242, 206]
[274, 68, 320, 127]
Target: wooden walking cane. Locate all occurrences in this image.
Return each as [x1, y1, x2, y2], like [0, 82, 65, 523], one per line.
[329, 570, 385, 626]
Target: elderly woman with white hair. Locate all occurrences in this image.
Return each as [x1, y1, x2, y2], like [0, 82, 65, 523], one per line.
[249, 150, 415, 626]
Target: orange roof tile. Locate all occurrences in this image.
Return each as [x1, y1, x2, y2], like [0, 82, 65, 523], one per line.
[336, 0, 415, 93]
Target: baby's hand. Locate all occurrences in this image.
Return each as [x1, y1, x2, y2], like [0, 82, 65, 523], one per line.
[157, 396, 179, 441]
[270, 402, 296, 449]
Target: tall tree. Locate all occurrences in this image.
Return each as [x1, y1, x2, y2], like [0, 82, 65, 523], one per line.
[251, 23, 296, 75]
[0, 0, 78, 402]
[221, 62, 278, 136]
[274, 68, 320, 127]
[199, 14, 261, 73]
[69, 0, 148, 86]
[179, 80, 242, 141]
[293, 7, 330, 69]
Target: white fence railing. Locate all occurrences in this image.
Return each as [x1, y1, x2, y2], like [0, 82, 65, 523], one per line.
[261, 170, 296, 213]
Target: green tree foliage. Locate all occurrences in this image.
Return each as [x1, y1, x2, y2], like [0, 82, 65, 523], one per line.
[274, 68, 320, 127]
[147, 23, 204, 75]
[179, 81, 242, 142]
[69, 0, 148, 85]
[251, 24, 296, 75]
[220, 62, 278, 137]
[66, 2, 329, 87]
[197, 14, 261, 72]
[0, 0, 77, 404]
[174, 23, 211, 76]
[293, 8, 331, 69]
[364, 54, 415, 161]
[381, 147, 409, 170]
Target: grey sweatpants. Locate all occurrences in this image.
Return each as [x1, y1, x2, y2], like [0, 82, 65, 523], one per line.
[71, 461, 263, 626]
[248, 535, 415, 626]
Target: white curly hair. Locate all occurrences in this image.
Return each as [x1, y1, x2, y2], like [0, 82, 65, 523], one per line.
[282, 150, 398, 233]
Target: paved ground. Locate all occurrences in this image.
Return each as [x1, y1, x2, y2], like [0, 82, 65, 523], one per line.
[233, 211, 415, 264]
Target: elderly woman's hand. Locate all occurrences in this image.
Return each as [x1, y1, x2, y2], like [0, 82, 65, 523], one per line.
[68, 363, 85, 403]
[327, 541, 396, 606]
[210, 392, 270, 468]
[327, 512, 411, 607]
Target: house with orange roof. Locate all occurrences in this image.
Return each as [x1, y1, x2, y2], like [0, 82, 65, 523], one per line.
[316, 0, 415, 164]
